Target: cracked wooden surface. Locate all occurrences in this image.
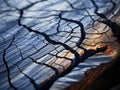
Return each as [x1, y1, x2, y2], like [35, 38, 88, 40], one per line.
[0, 0, 120, 90]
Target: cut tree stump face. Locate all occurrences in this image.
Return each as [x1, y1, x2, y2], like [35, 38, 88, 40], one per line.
[0, 0, 120, 90]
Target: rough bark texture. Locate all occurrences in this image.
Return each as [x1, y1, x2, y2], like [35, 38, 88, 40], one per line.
[67, 55, 120, 90]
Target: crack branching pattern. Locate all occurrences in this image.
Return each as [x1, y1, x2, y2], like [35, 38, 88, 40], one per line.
[0, 0, 120, 90]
